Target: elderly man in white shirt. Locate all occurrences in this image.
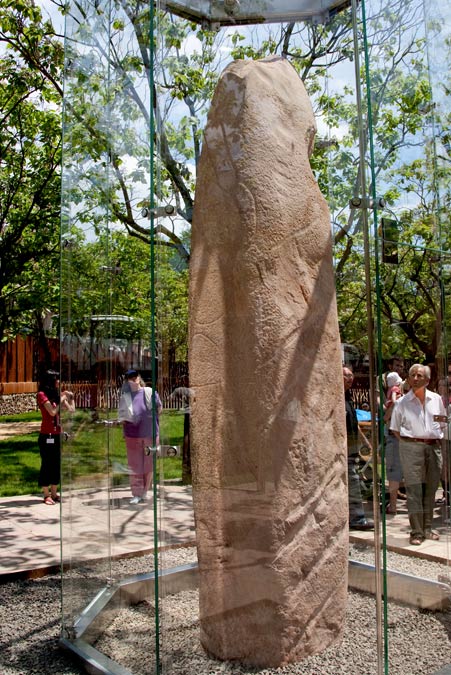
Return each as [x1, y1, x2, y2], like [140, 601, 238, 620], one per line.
[390, 364, 445, 545]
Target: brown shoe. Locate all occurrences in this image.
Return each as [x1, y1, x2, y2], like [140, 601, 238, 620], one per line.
[424, 530, 440, 541]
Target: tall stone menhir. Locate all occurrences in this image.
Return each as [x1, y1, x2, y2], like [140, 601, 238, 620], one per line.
[189, 57, 348, 668]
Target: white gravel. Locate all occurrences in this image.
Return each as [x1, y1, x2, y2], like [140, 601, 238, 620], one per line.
[0, 546, 450, 675]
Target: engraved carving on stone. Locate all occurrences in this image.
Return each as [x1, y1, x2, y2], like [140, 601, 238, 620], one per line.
[189, 56, 348, 667]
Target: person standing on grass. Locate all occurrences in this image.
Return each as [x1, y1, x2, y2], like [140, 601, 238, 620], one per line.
[118, 369, 162, 505]
[37, 370, 75, 505]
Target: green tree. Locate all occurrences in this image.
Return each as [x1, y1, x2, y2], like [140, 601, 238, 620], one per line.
[223, 0, 444, 360]
[60, 227, 188, 362]
[330, 1, 450, 361]
[3, 0, 448, 366]
[0, 0, 63, 346]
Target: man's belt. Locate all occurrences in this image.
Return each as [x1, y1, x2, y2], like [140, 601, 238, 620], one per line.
[400, 436, 439, 445]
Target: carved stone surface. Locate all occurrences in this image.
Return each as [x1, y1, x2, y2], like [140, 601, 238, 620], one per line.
[189, 56, 348, 668]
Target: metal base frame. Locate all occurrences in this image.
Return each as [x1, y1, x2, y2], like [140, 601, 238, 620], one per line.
[60, 560, 450, 675]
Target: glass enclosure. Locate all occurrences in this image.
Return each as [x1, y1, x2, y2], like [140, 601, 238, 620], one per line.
[59, 0, 160, 669]
[59, 0, 451, 674]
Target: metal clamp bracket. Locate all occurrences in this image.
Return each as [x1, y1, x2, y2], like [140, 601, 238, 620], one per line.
[141, 205, 176, 218]
[145, 445, 179, 457]
[349, 196, 386, 210]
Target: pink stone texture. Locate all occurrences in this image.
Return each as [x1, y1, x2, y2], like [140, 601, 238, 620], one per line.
[189, 56, 348, 667]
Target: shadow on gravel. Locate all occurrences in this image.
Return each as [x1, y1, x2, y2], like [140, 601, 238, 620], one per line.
[0, 575, 84, 675]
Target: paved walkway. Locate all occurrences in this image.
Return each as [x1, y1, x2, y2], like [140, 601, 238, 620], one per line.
[0, 486, 450, 581]
[350, 497, 451, 564]
[0, 484, 196, 580]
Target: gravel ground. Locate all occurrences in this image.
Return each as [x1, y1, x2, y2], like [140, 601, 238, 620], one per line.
[0, 545, 450, 675]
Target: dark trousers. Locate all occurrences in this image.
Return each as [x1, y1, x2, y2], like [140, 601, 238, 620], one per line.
[38, 433, 61, 487]
[348, 454, 365, 524]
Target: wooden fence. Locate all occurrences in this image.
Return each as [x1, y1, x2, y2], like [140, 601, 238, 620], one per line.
[0, 335, 34, 393]
[1, 336, 372, 409]
[67, 380, 186, 410]
[0, 335, 189, 408]
[0, 336, 59, 394]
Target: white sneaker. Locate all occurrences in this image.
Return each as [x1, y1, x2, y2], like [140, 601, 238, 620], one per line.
[130, 496, 142, 505]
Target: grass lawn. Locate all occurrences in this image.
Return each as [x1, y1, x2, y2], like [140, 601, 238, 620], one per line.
[0, 410, 184, 497]
[0, 411, 41, 423]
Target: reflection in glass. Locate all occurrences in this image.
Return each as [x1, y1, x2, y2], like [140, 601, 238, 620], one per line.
[59, 0, 451, 673]
[60, 0, 157, 670]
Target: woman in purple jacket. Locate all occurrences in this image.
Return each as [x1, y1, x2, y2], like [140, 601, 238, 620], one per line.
[118, 369, 162, 505]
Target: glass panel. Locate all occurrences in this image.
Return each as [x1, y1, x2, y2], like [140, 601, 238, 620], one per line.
[60, 0, 113, 633]
[362, 0, 451, 672]
[154, 3, 384, 674]
[60, 0, 158, 671]
[59, 0, 451, 673]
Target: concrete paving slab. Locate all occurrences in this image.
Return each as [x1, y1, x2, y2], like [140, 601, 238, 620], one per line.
[350, 499, 451, 564]
[0, 484, 196, 580]
[0, 486, 450, 581]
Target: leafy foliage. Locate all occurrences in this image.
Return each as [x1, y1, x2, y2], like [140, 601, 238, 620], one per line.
[0, 0, 63, 341]
[2, 0, 451, 367]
